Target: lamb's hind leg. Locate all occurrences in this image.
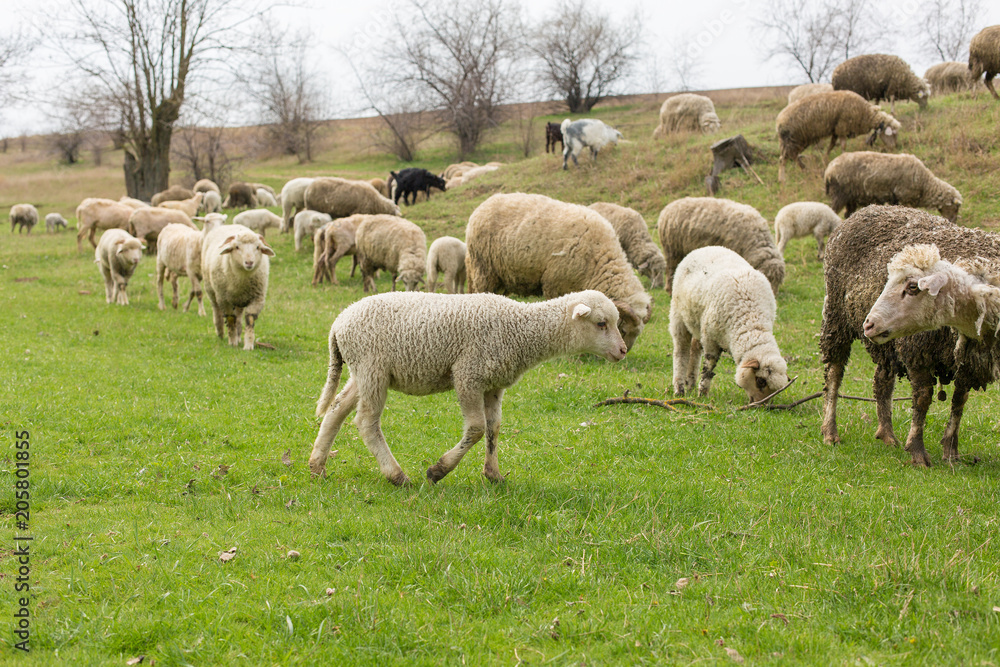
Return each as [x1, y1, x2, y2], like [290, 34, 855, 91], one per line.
[354, 375, 409, 485]
[309, 377, 358, 476]
[985, 73, 999, 100]
[940, 378, 970, 461]
[427, 384, 486, 484]
[698, 342, 722, 397]
[482, 389, 505, 482]
[873, 362, 899, 446]
[904, 369, 935, 467]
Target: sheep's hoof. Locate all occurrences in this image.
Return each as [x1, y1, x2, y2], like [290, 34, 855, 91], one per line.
[389, 471, 412, 487]
[425, 464, 448, 484]
[483, 467, 505, 483]
[874, 426, 900, 447]
[308, 460, 326, 477]
[906, 443, 932, 467]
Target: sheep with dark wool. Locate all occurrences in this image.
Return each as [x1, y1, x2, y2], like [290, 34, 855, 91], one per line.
[832, 54, 930, 112]
[969, 25, 1000, 100]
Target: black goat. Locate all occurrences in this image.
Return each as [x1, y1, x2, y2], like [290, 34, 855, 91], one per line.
[389, 168, 447, 205]
[545, 122, 564, 154]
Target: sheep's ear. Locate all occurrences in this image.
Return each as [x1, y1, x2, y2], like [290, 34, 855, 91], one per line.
[637, 259, 650, 271]
[884, 126, 895, 136]
[917, 272, 948, 296]
[866, 130, 878, 146]
[219, 236, 238, 254]
[572, 303, 592, 320]
[740, 359, 760, 370]
[613, 300, 641, 327]
[258, 241, 276, 257]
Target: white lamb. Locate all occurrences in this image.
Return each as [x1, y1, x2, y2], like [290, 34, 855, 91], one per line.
[773, 202, 842, 260]
[201, 190, 222, 214]
[308, 290, 629, 486]
[280, 177, 315, 232]
[256, 188, 278, 207]
[201, 224, 275, 351]
[670, 246, 789, 403]
[560, 118, 623, 170]
[426, 236, 467, 294]
[95, 229, 145, 306]
[45, 213, 68, 233]
[156, 214, 226, 316]
[293, 209, 332, 251]
[233, 209, 282, 237]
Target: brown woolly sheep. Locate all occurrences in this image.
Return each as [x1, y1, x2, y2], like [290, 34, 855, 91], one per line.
[128, 207, 197, 255]
[821, 205, 1000, 465]
[924, 62, 978, 94]
[76, 198, 134, 252]
[832, 54, 930, 112]
[656, 197, 785, 294]
[824, 152, 962, 222]
[9, 204, 38, 234]
[304, 177, 401, 219]
[787, 83, 833, 105]
[354, 215, 426, 293]
[150, 185, 195, 206]
[312, 216, 361, 286]
[969, 25, 1000, 100]
[651, 93, 721, 137]
[776, 90, 901, 182]
[223, 182, 258, 209]
[193, 178, 221, 194]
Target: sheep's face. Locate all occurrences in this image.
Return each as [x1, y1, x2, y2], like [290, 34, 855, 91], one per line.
[220, 234, 275, 271]
[879, 124, 898, 150]
[639, 256, 667, 290]
[115, 240, 143, 268]
[569, 298, 628, 362]
[399, 270, 423, 292]
[914, 84, 930, 108]
[940, 200, 961, 223]
[700, 113, 722, 133]
[614, 301, 650, 351]
[734, 357, 788, 403]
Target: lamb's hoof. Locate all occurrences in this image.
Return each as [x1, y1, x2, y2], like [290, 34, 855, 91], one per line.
[308, 460, 326, 478]
[483, 467, 506, 483]
[908, 450, 932, 468]
[389, 471, 412, 487]
[874, 427, 900, 447]
[426, 464, 448, 484]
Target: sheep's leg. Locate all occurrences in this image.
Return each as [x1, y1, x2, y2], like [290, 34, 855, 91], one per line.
[776, 229, 787, 255]
[778, 158, 786, 183]
[77, 226, 88, 252]
[100, 264, 114, 303]
[185, 272, 203, 315]
[562, 145, 570, 170]
[482, 389, 505, 482]
[156, 262, 168, 310]
[88, 226, 98, 249]
[821, 361, 845, 444]
[427, 385, 486, 484]
[225, 311, 240, 346]
[457, 267, 466, 294]
[354, 376, 409, 486]
[687, 338, 702, 394]
[670, 319, 693, 396]
[940, 379, 970, 461]
[243, 311, 257, 351]
[698, 342, 721, 397]
[873, 363, 899, 446]
[328, 247, 353, 285]
[169, 273, 180, 309]
[350, 255, 358, 278]
[903, 370, 934, 467]
[814, 232, 825, 260]
[208, 295, 225, 338]
[985, 74, 999, 100]
[309, 377, 358, 476]
[825, 135, 837, 161]
[360, 257, 377, 293]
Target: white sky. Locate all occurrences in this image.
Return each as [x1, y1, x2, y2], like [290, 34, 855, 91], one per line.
[4, 0, 1000, 135]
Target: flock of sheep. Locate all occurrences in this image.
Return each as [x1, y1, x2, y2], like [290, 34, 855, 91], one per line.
[8, 25, 1000, 484]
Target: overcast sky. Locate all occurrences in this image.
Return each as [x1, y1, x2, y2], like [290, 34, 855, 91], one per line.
[4, 0, 1000, 136]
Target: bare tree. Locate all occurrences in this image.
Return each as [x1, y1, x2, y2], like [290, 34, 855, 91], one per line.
[60, 0, 268, 200]
[758, 0, 885, 83]
[0, 27, 35, 108]
[669, 37, 706, 92]
[171, 123, 239, 187]
[918, 0, 983, 62]
[530, 0, 641, 112]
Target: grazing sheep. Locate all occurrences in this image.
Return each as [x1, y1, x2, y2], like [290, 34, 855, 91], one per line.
[354, 215, 427, 293]
[443, 161, 478, 180]
[155, 214, 225, 316]
[75, 198, 134, 251]
[671, 246, 789, 403]
[426, 236, 467, 294]
[158, 192, 204, 218]
[128, 207, 197, 255]
[776, 90, 900, 182]
[969, 25, 1000, 100]
[588, 202, 667, 288]
[924, 62, 978, 94]
[832, 54, 930, 112]
[293, 210, 332, 251]
[256, 188, 278, 207]
[369, 178, 390, 198]
[201, 190, 222, 214]
[250, 182, 277, 199]
[280, 177, 315, 232]
[773, 201, 842, 259]
[193, 178, 221, 194]
[657, 197, 785, 294]
[304, 177, 401, 219]
[150, 185, 195, 206]
[545, 122, 563, 153]
[787, 82, 834, 105]
[389, 167, 447, 205]
[233, 209, 282, 237]
[45, 212, 68, 233]
[201, 224, 275, 351]
[825, 151, 962, 222]
[312, 216, 361, 286]
[118, 196, 150, 209]
[465, 193, 652, 350]
[223, 182, 258, 209]
[308, 290, 629, 485]
[455, 165, 498, 185]
[560, 118, 623, 170]
[651, 94, 721, 137]
[445, 176, 464, 190]
[94, 228, 144, 305]
[821, 205, 1000, 466]
[9, 204, 38, 234]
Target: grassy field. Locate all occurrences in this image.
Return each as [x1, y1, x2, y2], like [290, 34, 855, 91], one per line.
[3, 89, 1000, 664]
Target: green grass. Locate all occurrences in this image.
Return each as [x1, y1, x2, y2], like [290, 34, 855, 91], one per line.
[3, 90, 1000, 664]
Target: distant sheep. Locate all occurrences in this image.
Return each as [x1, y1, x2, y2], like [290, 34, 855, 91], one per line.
[95, 228, 144, 305]
[787, 83, 833, 105]
[9, 204, 38, 234]
[354, 215, 427, 293]
[128, 207, 197, 255]
[832, 54, 930, 112]
[293, 209, 332, 251]
[201, 190, 222, 214]
[455, 165, 498, 186]
[312, 216, 361, 286]
[193, 179, 221, 194]
[426, 236, 467, 294]
[223, 182, 257, 209]
[151, 185, 195, 206]
[588, 202, 666, 288]
[824, 151, 962, 221]
[233, 209, 282, 237]
[969, 25, 1000, 100]
[308, 290, 628, 485]
[560, 118, 623, 170]
[118, 197, 149, 209]
[155, 215, 225, 316]
[443, 161, 478, 180]
[45, 212, 68, 233]
[924, 62, 978, 94]
[773, 201, 842, 259]
[256, 188, 278, 207]
[304, 177, 401, 219]
[652, 94, 721, 137]
[158, 192, 204, 218]
[75, 198, 134, 251]
[280, 177, 315, 232]
[369, 178, 390, 198]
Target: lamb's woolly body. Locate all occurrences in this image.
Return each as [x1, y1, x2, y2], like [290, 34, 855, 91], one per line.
[456, 165, 498, 185]
[773, 201, 842, 259]
[776, 90, 900, 181]
[560, 118, 623, 169]
[443, 161, 478, 180]
[426, 236, 467, 294]
[256, 189, 278, 207]
[233, 209, 282, 236]
[9, 204, 38, 233]
[465, 193, 652, 350]
[118, 197, 150, 209]
[969, 25, 1000, 99]
[75, 198, 134, 251]
[308, 290, 628, 485]
[652, 94, 721, 137]
[158, 192, 204, 218]
[354, 215, 427, 292]
[151, 185, 195, 206]
[280, 177, 315, 232]
[824, 151, 962, 221]
[787, 83, 833, 105]
[924, 62, 978, 94]
[45, 212, 68, 233]
[312, 215, 361, 285]
[156, 221, 218, 315]
[304, 177, 401, 219]
[193, 179, 220, 194]
[128, 207, 197, 254]
[657, 197, 785, 294]
[201, 190, 222, 213]
[832, 54, 930, 109]
[293, 210, 332, 251]
[820, 205, 1000, 465]
[588, 202, 667, 288]
[94, 228, 144, 305]
[670, 246, 789, 402]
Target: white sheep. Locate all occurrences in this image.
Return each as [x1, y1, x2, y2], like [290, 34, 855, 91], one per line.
[9, 204, 38, 234]
[652, 94, 721, 136]
[354, 215, 427, 292]
[293, 209, 332, 251]
[560, 118, 623, 170]
[45, 213, 68, 233]
[95, 229, 145, 305]
[312, 216, 361, 286]
[201, 224, 275, 350]
[233, 209, 282, 237]
[308, 290, 629, 485]
[426, 236, 467, 294]
[256, 188, 278, 207]
[155, 214, 226, 315]
[670, 246, 789, 403]
[201, 190, 222, 214]
[773, 202, 842, 260]
[280, 177, 315, 232]
[158, 192, 204, 218]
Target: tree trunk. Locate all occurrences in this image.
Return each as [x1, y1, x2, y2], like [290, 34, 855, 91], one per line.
[123, 132, 172, 200]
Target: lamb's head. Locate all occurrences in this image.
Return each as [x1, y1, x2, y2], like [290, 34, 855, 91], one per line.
[200, 213, 227, 233]
[397, 268, 424, 292]
[912, 79, 931, 109]
[700, 112, 722, 133]
[115, 238, 145, 269]
[864, 244, 1000, 342]
[615, 295, 652, 351]
[734, 351, 789, 404]
[638, 254, 667, 289]
[868, 116, 901, 150]
[219, 231, 275, 271]
[565, 291, 628, 362]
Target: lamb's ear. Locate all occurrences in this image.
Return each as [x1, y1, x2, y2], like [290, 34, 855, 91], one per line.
[218, 236, 238, 254]
[917, 272, 948, 296]
[258, 240, 276, 257]
[637, 259, 650, 271]
[572, 303, 592, 320]
[740, 359, 760, 370]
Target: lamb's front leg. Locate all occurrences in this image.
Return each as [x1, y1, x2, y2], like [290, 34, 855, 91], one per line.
[670, 318, 693, 395]
[243, 311, 257, 351]
[427, 385, 486, 484]
[941, 378, 970, 461]
[904, 369, 935, 467]
[482, 389, 505, 482]
[698, 342, 722, 396]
